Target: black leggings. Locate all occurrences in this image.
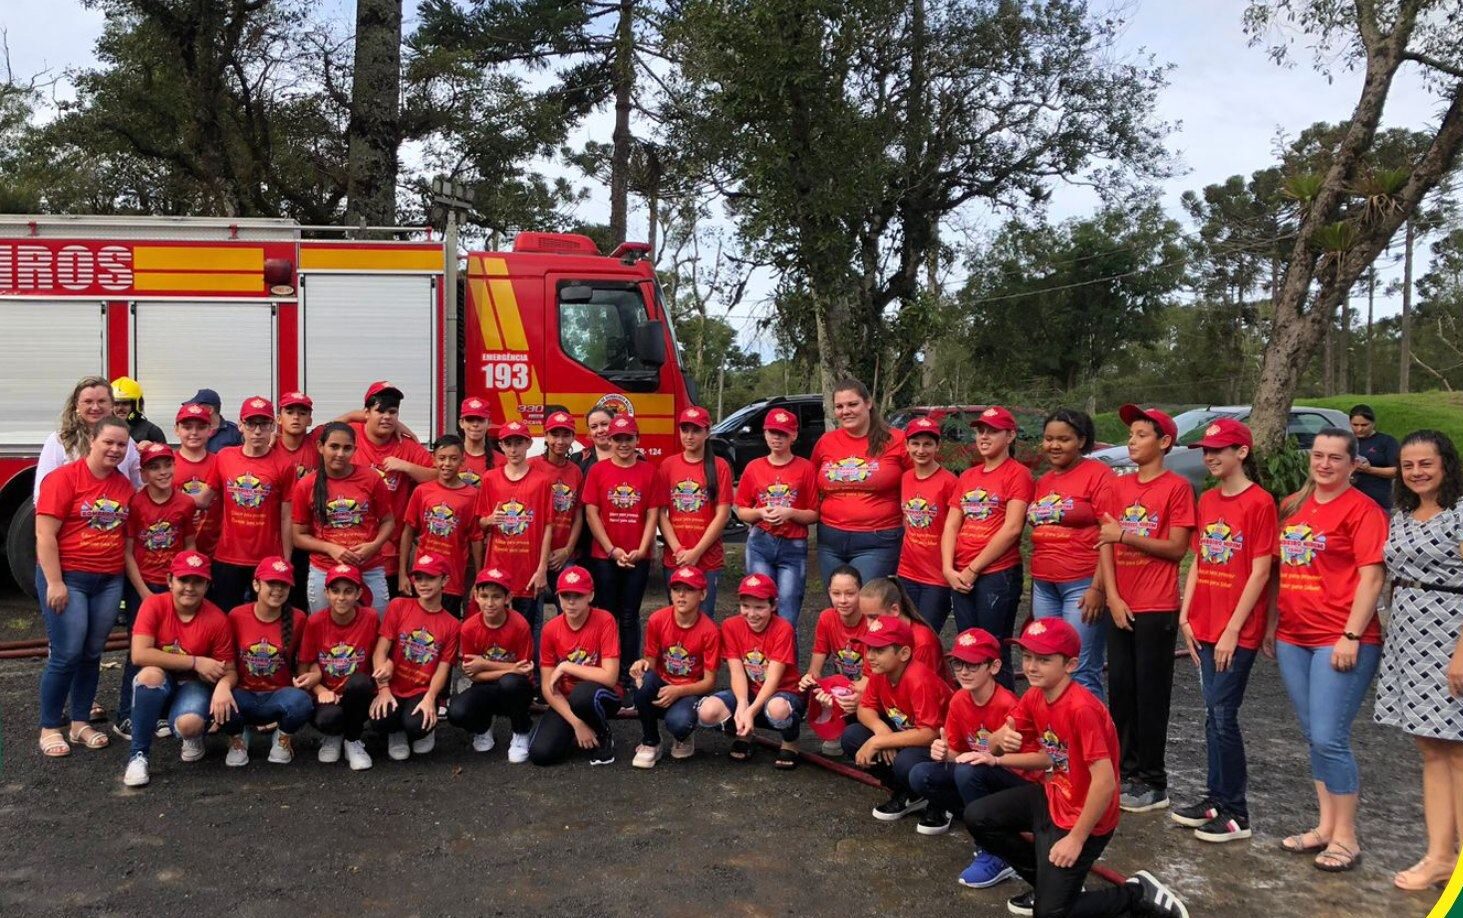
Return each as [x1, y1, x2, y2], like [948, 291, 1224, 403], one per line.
[312, 673, 375, 742]
[586, 557, 650, 690]
[446, 674, 533, 735]
[370, 691, 436, 741]
[1107, 611, 1178, 791]
[528, 681, 618, 766]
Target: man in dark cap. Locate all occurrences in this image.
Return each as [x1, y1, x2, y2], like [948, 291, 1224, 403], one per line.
[185, 388, 244, 453]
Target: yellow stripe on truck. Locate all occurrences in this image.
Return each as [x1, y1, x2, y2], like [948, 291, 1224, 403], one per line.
[134, 272, 262, 292]
[476, 266, 544, 421]
[299, 247, 443, 271]
[133, 246, 263, 271]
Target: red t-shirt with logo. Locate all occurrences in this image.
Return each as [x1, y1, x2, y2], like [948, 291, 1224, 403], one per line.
[296, 607, 380, 692]
[642, 605, 722, 685]
[173, 450, 220, 556]
[290, 466, 394, 570]
[133, 593, 233, 674]
[36, 459, 133, 575]
[459, 609, 533, 664]
[269, 439, 316, 485]
[1108, 470, 1196, 613]
[379, 598, 461, 697]
[403, 480, 479, 595]
[210, 446, 296, 566]
[539, 607, 621, 696]
[656, 454, 735, 570]
[348, 423, 433, 574]
[476, 466, 552, 598]
[735, 455, 819, 540]
[945, 684, 1026, 759]
[897, 467, 958, 586]
[1189, 483, 1278, 650]
[227, 604, 308, 692]
[460, 450, 494, 489]
[127, 487, 197, 585]
[532, 456, 584, 553]
[812, 608, 870, 680]
[812, 428, 912, 531]
[582, 459, 661, 558]
[1028, 459, 1116, 582]
[951, 459, 1035, 573]
[859, 660, 952, 731]
[1276, 488, 1388, 647]
[719, 613, 801, 695]
[1010, 680, 1121, 836]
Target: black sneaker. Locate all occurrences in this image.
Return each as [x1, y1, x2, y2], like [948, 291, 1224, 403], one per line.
[1129, 870, 1189, 918]
[1194, 811, 1252, 843]
[916, 807, 951, 835]
[112, 717, 133, 741]
[872, 791, 927, 821]
[1007, 889, 1035, 917]
[589, 732, 616, 766]
[1169, 798, 1219, 827]
[1120, 782, 1170, 813]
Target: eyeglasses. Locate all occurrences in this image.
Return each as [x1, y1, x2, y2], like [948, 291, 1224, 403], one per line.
[951, 659, 991, 672]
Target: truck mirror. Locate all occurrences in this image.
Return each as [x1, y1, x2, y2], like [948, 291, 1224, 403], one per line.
[560, 284, 594, 303]
[635, 321, 667, 366]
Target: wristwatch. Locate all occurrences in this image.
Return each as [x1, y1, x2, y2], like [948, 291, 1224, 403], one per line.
[1342, 631, 1361, 641]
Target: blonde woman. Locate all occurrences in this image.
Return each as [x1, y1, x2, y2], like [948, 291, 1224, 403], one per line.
[35, 376, 142, 500]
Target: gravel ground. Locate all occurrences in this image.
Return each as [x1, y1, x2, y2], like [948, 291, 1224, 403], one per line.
[0, 551, 1446, 918]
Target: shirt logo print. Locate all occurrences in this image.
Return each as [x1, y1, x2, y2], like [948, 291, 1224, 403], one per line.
[227, 472, 271, 509]
[1280, 523, 1326, 566]
[81, 497, 127, 531]
[824, 457, 876, 483]
[902, 495, 939, 529]
[1199, 519, 1243, 565]
[669, 479, 708, 513]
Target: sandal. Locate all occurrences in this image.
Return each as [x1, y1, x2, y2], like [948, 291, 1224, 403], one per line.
[773, 747, 801, 770]
[1394, 857, 1452, 891]
[1315, 842, 1362, 873]
[39, 731, 71, 758]
[728, 739, 754, 762]
[69, 724, 110, 750]
[1281, 830, 1330, 854]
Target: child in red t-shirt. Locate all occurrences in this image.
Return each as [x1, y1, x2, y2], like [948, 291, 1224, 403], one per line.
[840, 615, 953, 821]
[400, 433, 478, 616]
[474, 421, 553, 652]
[798, 565, 868, 756]
[297, 563, 379, 771]
[369, 553, 460, 762]
[733, 406, 820, 627]
[970, 618, 1189, 918]
[446, 566, 535, 762]
[629, 565, 721, 768]
[534, 410, 585, 585]
[173, 403, 219, 555]
[896, 417, 958, 632]
[656, 407, 734, 617]
[208, 397, 297, 611]
[456, 396, 497, 488]
[219, 556, 312, 767]
[859, 577, 951, 684]
[530, 566, 622, 767]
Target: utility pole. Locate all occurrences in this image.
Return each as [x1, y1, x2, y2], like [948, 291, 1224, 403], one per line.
[431, 177, 475, 426]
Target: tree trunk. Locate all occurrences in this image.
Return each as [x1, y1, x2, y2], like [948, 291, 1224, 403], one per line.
[1400, 219, 1415, 393]
[1365, 265, 1375, 395]
[345, 0, 403, 230]
[1322, 316, 1335, 396]
[1337, 296, 1350, 393]
[609, 0, 635, 246]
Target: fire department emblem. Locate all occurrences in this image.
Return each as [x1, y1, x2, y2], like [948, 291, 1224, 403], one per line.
[228, 472, 270, 509]
[495, 500, 533, 537]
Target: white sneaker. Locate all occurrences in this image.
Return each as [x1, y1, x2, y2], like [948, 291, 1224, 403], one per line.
[411, 731, 436, 755]
[123, 753, 150, 787]
[671, 735, 696, 760]
[471, 730, 496, 753]
[387, 731, 410, 761]
[225, 735, 249, 767]
[344, 739, 373, 771]
[508, 732, 531, 764]
[632, 743, 663, 769]
[154, 720, 172, 739]
[318, 735, 343, 764]
[268, 732, 294, 764]
[821, 739, 843, 757]
[180, 737, 206, 762]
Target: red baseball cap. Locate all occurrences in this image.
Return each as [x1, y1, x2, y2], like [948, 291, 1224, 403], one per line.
[975, 406, 1017, 432]
[498, 420, 532, 441]
[459, 397, 490, 420]
[139, 443, 173, 466]
[807, 675, 857, 741]
[1010, 618, 1081, 658]
[1119, 404, 1179, 447]
[608, 415, 639, 437]
[325, 563, 363, 588]
[176, 403, 210, 425]
[364, 380, 404, 404]
[678, 406, 711, 430]
[950, 628, 1001, 665]
[1191, 417, 1253, 451]
[763, 408, 798, 435]
[668, 566, 708, 590]
[253, 555, 295, 586]
[905, 416, 941, 440]
[169, 550, 212, 581]
[409, 552, 449, 579]
[861, 615, 914, 649]
[278, 391, 313, 411]
[556, 565, 593, 595]
[239, 396, 274, 422]
[737, 573, 777, 601]
[474, 567, 513, 591]
[544, 410, 576, 433]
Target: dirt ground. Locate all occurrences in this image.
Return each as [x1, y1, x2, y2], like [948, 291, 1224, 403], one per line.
[0, 549, 1449, 918]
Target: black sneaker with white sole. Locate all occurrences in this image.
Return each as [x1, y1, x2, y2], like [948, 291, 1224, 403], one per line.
[1194, 811, 1252, 843]
[1130, 870, 1189, 918]
[589, 732, 615, 766]
[871, 791, 927, 821]
[1169, 798, 1219, 828]
[1006, 889, 1035, 917]
[111, 717, 133, 741]
[916, 807, 951, 835]
[1119, 782, 1170, 813]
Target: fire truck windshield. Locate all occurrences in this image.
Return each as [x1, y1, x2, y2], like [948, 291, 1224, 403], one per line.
[558, 282, 661, 391]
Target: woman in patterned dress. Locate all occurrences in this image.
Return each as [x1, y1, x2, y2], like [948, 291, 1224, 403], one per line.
[1375, 429, 1463, 892]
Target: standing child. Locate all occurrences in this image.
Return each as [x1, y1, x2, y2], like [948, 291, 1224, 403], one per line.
[369, 553, 461, 761]
[400, 434, 479, 616]
[629, 566, 721, 768]
[861, 577, 950, 681]
[841, 615, 954, 822]
[734, 407, 819, 628]
[174, 403, 220, 556]
[456, 397, 497, 487]
[656, 407, 734, 616]
[475, 421, 553, 644]
[897, 417, 958, 632]
[220, 557, 312, 766]
[529, 566, 622, 766]
[447, 566, 535, 762]
[296, 563, 379, 771]
[968, 618, 1189, 918]
[1097, 406, 1195, 815]
[1172, 419, 1274, 842]
[697, 573, 804, 768]
[534, 410, 585, 587]
[346, 382, 436, 594]
[798, 565, 868, 756]
[272, 391, 316, 611]
[209, 398, 296, 610]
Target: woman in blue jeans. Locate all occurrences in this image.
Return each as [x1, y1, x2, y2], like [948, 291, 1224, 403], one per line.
[1270, 427, 1389, 873]
[812, 378, 911, 584]
[736, 407, 820, 628]
[35, 416, 136, 758]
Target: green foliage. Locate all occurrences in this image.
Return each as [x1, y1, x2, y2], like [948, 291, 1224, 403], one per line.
[1256, 437, 1311, 502]
[1298, 391, 1463, 448]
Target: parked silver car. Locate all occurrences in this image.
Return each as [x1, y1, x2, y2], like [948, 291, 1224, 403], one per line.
[1091, 405, 1350, 487]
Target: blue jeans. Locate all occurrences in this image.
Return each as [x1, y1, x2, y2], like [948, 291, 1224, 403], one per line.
[587, 557, 651, 690]
[117, 579, 166, 723]
[908, 760, 1030, 816]
[704, 688, 806, 741]
[1275, 640, 1382, 795]
[37, 568, 124, 729]
[1031, 577, 1105, 701]
[841, 721, 932, 793]
[745, 529, 808, 628]
[222, 686, 315, 735]
[952, 565, 1024, 690]
[634, 671, 701, 745]
[663, 568, 721, 619]
[1198, 643, 1258, 817]
[901, 577, 953, 634]
[129, 675, 214, 758]
[307, 565, 389, 613]
[817, 525, 902, 585]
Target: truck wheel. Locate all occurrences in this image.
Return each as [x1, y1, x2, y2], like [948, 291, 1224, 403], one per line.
[7, 501, 37, 598]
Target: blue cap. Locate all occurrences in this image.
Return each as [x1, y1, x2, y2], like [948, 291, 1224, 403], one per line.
[185, 388, 221, 409]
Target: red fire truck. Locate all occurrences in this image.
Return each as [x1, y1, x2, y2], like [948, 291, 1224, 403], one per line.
[0, 215, 694, 595]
